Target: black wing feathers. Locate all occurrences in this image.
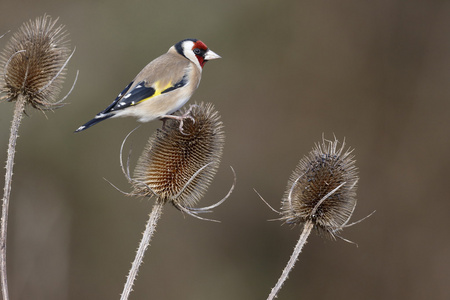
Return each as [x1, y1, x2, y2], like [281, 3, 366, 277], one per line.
[75, 72, 188, 133]
[161, 75, 188, 94]
[75, 114, 113, 132]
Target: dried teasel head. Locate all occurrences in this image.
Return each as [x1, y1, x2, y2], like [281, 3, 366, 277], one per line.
[0, 15, 72, 109]
[131, 103, 225, 209]
[281, 137, 359, 238]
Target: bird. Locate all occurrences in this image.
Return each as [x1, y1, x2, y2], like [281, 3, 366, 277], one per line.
[75, 38, 220, 133]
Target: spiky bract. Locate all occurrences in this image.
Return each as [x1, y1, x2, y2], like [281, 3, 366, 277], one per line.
[132, 103, 224, 207]
[0, 15, 70, 109]
[281, 138, 358, 237]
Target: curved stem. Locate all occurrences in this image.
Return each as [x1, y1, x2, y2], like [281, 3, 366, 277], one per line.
[1, 95, 26, 300]
[267, 220, 314, 300]
[120, 200, 164, 300]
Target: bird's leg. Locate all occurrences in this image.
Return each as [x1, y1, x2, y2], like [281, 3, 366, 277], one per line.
[182, 104, 198, 117]
[160, 114, 189, 134]
[160, 105, 198, 135]
[161, 118, 168, 130]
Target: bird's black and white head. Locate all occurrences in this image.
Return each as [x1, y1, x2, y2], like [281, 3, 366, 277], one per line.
[174, 39, 221, 70]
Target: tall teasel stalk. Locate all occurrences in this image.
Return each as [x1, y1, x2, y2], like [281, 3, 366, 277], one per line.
[0, 15, 76, 300]
[260, 137, 372, 300]
[117, 103, 235, 300]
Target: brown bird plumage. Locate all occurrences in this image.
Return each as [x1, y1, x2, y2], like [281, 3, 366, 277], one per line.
[75, 39, 220, 132]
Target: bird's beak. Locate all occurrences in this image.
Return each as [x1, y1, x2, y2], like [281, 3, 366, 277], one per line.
[204, 49, 221, 60]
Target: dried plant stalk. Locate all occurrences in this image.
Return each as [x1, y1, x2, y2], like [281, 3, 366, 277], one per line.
[120, 199, 164, 300]
[281, 137, 358, 236]
[0, 15, 72, 300]
[266, 137, 361, 300]
[0, 95, 25, 299]
[120, 103, 232, 300]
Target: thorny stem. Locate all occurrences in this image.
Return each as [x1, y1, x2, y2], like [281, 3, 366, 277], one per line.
[120, 200, 164, 300]
[267, 220, 314, 300]
[1, 95, 26, 300]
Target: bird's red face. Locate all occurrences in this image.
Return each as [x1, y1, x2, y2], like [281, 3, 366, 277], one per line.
[175, 39, 221, 69]
[192, 40, 209, 68]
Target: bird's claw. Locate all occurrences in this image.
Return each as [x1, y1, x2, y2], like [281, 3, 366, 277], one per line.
[161, 105, 197, 135]
[178, 105, 198, 135]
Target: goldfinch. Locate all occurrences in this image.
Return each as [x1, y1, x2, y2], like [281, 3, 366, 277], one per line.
[75, 38, 220, 132]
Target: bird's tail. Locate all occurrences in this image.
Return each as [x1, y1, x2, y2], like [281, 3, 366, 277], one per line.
[74, 113, 113, 133]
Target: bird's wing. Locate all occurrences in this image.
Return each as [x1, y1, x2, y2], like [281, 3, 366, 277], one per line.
[101, 54, 190, 114]
[99, 81, 134, 114]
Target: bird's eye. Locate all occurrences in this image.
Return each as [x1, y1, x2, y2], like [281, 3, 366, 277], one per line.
[193, 48, 201, 55]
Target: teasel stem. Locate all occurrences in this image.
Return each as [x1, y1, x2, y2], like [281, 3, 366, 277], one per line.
[0, 15, 74, 299]
[257, 137, 373, 299]
[0, 95, 25, 300]
[120, 199, 164, 300]
[267, 220, 313, 300]
[114, 103, 233, 300]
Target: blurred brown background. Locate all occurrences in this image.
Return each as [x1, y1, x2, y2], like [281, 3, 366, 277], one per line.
[1, 0, 449, 299]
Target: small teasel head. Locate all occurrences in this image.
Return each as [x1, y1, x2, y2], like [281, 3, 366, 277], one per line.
[131, 103, 225, 209]
[281, 137, 359, 238]
[0, 14, 72, 110]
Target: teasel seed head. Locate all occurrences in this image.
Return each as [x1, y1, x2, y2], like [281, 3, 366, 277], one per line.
[0, 14, 72, 110]
[281, 137, 358, 238]
[131, 103, 225, 208]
